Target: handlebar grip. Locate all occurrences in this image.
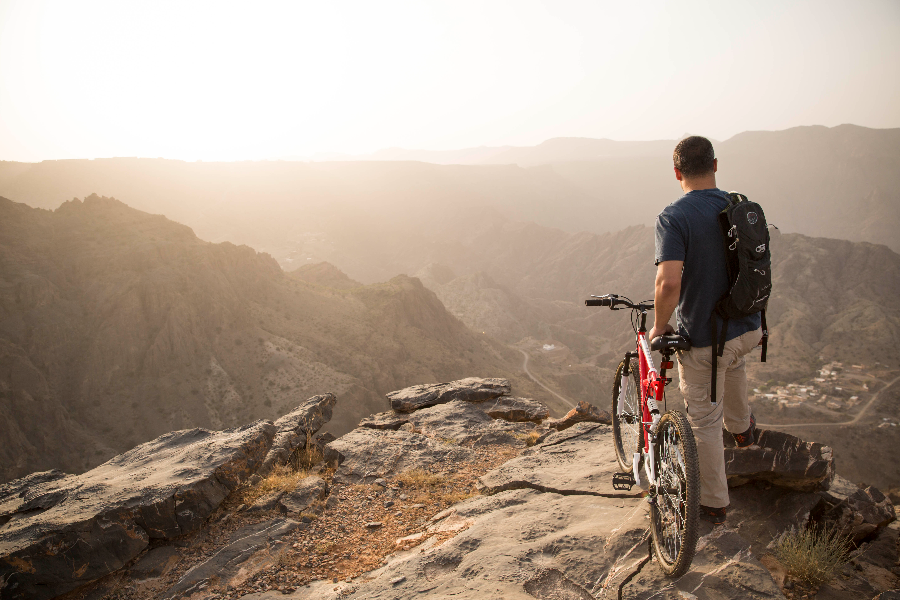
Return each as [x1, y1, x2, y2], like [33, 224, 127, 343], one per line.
[585, 298, 611, 307]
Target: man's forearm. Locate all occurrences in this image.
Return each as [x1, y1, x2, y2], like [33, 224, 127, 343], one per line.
[653, 261, 683, 331]
[654, 282, 679, 330]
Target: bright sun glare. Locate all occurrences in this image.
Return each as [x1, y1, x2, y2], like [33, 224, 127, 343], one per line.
[1, 0, 898, 161]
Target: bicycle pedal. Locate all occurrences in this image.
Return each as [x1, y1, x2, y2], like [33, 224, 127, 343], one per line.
[612, 472, 636, 491]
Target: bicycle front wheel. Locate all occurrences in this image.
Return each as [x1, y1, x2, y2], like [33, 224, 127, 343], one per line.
[611, 358, 642, 472]
[650, 410, 700, 578]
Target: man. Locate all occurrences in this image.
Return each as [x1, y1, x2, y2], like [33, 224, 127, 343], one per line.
[648, 136, 762, 525]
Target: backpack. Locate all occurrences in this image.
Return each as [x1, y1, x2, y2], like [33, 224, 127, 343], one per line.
[709, 191, 771, 403]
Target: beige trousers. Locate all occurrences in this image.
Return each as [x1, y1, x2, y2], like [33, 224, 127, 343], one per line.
[676, 327, 762, 508]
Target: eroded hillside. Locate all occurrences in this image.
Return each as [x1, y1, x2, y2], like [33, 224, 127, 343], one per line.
[0, 195, 543, 483]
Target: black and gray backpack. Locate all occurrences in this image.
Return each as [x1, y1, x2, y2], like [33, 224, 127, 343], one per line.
[710, 191, 771, 402]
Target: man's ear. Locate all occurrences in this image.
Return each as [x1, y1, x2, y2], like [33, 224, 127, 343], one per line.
[713, 158, 718, 173]
[674, 167, 683, 181]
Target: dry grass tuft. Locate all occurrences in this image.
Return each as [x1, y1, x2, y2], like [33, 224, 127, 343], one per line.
[440, 489, 477, 504]
[239, 464, 310, 506]
[522, 430, 541, 446]
[395, 468, 446, 489]
[774, 523, 852, 586]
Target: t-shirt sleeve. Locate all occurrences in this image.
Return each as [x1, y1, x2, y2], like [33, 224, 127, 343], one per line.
[655, 209, 686, 265]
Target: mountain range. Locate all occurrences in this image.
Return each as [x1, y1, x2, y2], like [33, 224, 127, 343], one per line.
[0, 124, 898, 257]
[0, 195, 545, 484]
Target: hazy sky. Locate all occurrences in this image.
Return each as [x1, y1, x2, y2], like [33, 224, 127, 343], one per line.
[1, 0, 898, 162]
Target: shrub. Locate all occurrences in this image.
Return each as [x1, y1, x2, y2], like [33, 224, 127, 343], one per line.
[395, 468, 445, 489]
[774, 523, 852, 586]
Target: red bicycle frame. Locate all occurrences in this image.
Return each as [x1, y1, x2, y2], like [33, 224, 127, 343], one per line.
[637, 332, 666, 452]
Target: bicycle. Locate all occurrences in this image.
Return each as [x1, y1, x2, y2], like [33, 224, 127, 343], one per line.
[585, 293, 700, 577]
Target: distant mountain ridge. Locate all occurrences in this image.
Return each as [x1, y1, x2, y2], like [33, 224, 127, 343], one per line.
[1, 124, 897, 255]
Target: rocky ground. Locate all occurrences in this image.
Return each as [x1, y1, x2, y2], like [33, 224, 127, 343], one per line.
[2, 378, 898, 600]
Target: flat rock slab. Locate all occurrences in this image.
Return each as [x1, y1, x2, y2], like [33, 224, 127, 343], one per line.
[724, 429, 834, 492]
[477, 423, 632, 497]
[0, 421, 275, 600]
[163, 517, 299, 599]
[325, 428, 473, 484]
[405, 400, 531, 445]
[254, 486, 783, 600]
[544, 401, 611, 431]
[387, 377, 510, 413]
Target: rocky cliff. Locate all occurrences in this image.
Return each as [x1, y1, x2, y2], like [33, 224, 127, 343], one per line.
[2, 379, 896, 600]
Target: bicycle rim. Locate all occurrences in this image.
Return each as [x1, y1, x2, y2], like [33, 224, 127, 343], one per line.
[611, 359, 642, 472]
[650, 410, 700, 578]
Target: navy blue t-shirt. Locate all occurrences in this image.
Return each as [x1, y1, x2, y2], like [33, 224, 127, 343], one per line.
[654, 188, 760, 348]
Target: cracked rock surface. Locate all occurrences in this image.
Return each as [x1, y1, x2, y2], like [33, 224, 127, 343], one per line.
[0, 395, 334, 600]
[242, 421, 796, 600]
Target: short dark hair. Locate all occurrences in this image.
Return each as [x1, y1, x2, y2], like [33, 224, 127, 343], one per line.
[673, 136, 715, 178]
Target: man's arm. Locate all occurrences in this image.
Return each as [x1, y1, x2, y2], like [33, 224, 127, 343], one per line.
[648, 260, 683, 341]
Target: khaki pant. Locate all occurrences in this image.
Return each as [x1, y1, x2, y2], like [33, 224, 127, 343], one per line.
[676, 327, 762, 508]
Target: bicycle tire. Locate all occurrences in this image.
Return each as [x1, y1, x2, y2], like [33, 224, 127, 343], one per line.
[611, 359, 642, 472]
[650, 410, 700, 578]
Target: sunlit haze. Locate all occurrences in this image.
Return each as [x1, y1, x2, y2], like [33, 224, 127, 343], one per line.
[1, 0, 898, 161]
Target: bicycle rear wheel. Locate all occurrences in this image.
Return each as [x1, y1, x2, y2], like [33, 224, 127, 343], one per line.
[611, 359, 642, 472]
[650, 410, 700, 578]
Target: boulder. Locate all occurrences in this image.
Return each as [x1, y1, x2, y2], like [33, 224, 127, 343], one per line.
[724, 428, 835, 492]
[279, 476, 328, 515]
[257, 394, 336, 477]
[483, 397, 549, 423]
[819, 479, 897, 542]
[387, 377, 510, 413]
[543, 401, 611, 431]
[0, 421, 275, 600]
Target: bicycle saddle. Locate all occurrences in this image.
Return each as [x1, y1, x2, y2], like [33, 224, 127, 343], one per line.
[649, 334, 691, 352]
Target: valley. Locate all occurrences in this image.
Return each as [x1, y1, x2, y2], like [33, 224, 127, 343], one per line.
[1, 125, 899, 491]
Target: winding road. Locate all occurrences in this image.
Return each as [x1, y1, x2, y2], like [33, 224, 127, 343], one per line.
[757, 373, 900, 429]
[518, 349, 576, 410]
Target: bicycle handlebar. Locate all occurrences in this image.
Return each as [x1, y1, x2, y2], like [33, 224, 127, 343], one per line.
[585, 294, 654, 311]
[585, 298, 611, 307]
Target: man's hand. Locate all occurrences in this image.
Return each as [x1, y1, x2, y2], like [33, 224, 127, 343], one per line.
[648, 323, 675, 342]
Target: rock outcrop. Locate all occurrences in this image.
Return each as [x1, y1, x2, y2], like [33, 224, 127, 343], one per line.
[257, 395, 336, 477]
[543, 400, 612, 431]
[3, 379, 898, 600]
[0, 394, 334, 600]
[724, 428, 835, 491]
[818, 474, 898, 542]
[386, 377, 511, 413]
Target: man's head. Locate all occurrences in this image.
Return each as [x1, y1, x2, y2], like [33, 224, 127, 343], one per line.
[673, 136, 717, 191]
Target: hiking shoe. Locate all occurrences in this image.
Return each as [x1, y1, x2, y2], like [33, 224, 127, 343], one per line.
[699, 505, 727, 525]
[732, 413, 757, 448]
